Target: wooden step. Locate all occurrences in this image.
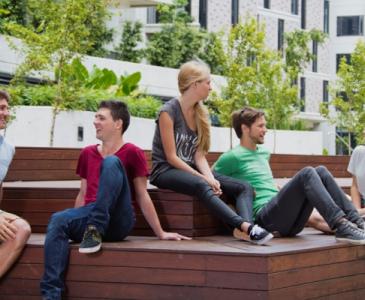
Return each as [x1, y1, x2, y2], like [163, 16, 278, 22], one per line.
[0, 229, 364, 299]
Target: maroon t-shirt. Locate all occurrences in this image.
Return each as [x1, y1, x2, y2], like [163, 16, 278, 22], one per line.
[76, 143, 149, 205]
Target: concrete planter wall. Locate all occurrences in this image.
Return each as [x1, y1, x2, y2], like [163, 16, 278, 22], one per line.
[2, 106, 323, 154]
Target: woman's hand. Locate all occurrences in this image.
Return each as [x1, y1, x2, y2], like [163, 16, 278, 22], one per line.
[203, 175, 222, 196]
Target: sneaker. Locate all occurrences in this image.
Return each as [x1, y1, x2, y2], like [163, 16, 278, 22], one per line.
[356, 219, 365, 231]
[79, 225, 102, 253]
[233, 224, 274, 245]
[335, 221, 365, 245]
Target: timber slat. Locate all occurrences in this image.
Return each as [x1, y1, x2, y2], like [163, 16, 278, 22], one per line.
[1, 232, 365, 299]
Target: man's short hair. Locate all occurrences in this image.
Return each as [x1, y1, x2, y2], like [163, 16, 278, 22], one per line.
[0, 90, 10, 103]
[232, 107, 265, 138]
[98, 100, 130, 133]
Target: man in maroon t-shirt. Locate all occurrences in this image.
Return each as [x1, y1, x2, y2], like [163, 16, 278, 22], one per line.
[40, 100, 189, 300]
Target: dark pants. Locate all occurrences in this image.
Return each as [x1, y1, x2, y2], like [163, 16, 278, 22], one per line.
[256, 166, 361, 236]
[151, 168, 254, 229]
[40, 156, 135, 300]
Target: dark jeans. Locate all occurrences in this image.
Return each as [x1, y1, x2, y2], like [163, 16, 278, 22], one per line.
[256, 166, 362, 237]
[40, 156, 135, 300]
[151, 168, 254, 229]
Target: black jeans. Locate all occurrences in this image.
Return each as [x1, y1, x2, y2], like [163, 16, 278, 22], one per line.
[151, 168, 254, 229]
[256, 166, 361, 237]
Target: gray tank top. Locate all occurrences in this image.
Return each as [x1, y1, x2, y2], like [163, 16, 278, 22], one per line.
[150, 98, 198, 183]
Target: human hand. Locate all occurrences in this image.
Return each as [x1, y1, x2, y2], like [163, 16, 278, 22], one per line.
[203, 176, 222, 195]
[158, 231, 192, 241]
[0, 214, 17, 242]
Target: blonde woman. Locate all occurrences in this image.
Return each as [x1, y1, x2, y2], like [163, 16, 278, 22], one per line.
[150, 61, 273, 245]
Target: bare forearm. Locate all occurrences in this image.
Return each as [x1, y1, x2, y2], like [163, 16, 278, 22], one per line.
[139, 195, 164, 238]
[350, 186, 362, 209]
[167, 155, 203, 178]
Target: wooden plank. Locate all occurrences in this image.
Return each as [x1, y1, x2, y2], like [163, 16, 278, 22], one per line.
[269, 274, 365, 299]
[268, 246, 365, 272]
[269, 259, 365, 289]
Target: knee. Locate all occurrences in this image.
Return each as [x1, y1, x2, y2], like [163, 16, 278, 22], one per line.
[299, 166, 316, 179]
[238, 181, 254, 196]
[12, 218, 31, 248]
[47, 211, 68, 232]
[102, 155, 122, 169]
[101, 155, 126, 177]
[315, 165, 329, 177]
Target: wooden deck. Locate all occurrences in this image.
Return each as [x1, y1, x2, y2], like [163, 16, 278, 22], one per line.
[0, 229, 364, 299]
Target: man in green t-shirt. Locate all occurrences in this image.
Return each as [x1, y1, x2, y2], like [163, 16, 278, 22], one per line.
[214, 107, 365, 245]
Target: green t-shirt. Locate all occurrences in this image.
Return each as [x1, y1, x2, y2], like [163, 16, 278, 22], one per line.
[213, 145, 278, 217]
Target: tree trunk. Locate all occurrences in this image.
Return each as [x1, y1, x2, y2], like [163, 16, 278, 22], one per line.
[49, 107, 58, 147]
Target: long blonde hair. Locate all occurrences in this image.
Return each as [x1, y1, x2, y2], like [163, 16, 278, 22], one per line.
[178, 61, 211, 153]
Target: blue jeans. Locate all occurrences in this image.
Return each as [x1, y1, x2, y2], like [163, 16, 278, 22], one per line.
[40, 156, 135, 300]
[151, 168, 254, 229]
[256, 166, 362, 236]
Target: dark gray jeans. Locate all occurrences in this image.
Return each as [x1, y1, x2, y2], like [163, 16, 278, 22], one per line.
[256, 166, 361, 236]
[151, 168, 254, 229]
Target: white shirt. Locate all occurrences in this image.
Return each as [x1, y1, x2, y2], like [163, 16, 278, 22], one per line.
[347, 145, 365, 200]
[0, 135, 15, 182]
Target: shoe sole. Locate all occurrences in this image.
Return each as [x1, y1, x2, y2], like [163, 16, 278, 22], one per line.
[233, 228, 274, 245]
[335, 237, 365, 245]
[79, 244, 102, 254]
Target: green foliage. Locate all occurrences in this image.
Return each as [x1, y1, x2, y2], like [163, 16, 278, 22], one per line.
[145, 21, 203, 68]
[284, 29, 326, 81]
[114, 21, 143, 63]
[209, 18, 298, 131]
[145, 0, 225, 74]
[5, 84, 162, 119]
[198, 31, 227, 75]
[320, 40, 365, 145]
[123, 95, 162, 119]
[0, 0, 26, 34]
[56, 58, 141, 96]
[5, 0, 111, 82]
[156, 0, 192, 24]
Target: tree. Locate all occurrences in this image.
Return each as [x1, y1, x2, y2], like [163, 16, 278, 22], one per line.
[321, 41, 365, 151]
[114, 21, 144, 63]
[5, 0, 112, 145]
[284, 28, 326, 82]
[0, 0, 26, 34]
[145, 0, 225, 74]
[209, 17, 326, 151]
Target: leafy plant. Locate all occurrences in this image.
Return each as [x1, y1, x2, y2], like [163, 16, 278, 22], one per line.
[320, 40, 365, 150]
[0, 0, 26, 34]
[114, 21, 143, 63]
[145, 0, 225, 74]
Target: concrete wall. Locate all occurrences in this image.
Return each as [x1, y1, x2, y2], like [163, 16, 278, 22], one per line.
[2, 106, 323, 154]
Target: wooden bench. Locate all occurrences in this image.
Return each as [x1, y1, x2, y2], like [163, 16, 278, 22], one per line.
[1, 147, 352, 237]
[2, 147, 364, 300]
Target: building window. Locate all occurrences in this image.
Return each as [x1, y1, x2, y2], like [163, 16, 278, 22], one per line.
[232, 0, 239, 25]
[323, 80, 329, 103]
[264, 0, 270, 9]
[199, 0, 208, 29]
[291, 0, 299, 15]
[312, 40, 318, 72]
[301, 0, 306, 29]
[336, 53, 351, 72]
[147, 7, 159, 24]
[337, 16, 364, 36]
[278, 19, 284, 52]
[324, 0, 329, 34]
[300, 77, 306, 112]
